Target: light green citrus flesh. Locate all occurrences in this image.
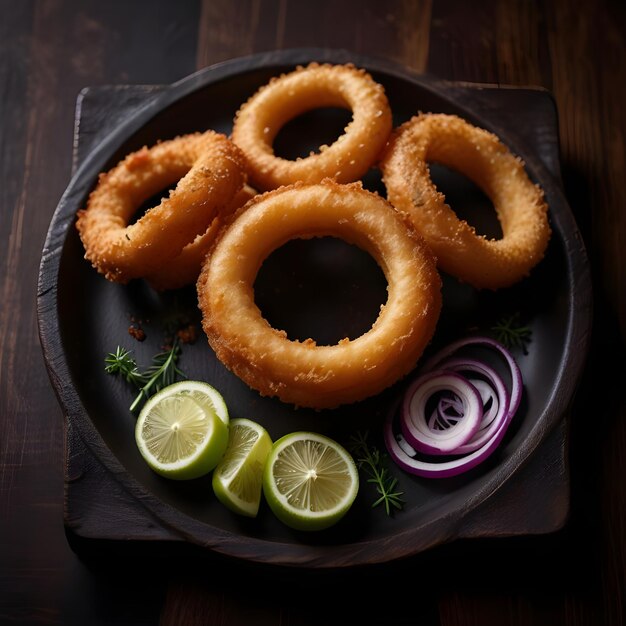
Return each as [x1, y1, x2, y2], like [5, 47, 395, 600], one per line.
[212, 418, 273, 517]
[135, 381, 229, 480]
[262, 432, 359, 531]
[155, 380, 229, 426]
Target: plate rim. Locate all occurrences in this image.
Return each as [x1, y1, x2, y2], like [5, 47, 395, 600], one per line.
[37, 47, 593, 568]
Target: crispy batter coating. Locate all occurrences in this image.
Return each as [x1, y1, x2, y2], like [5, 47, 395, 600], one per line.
[76, 131, 247, 283]
[380, 113, 551, 289]
[231, 62, 392, 191]
[145, 184, 257, 291]
[197, 180, 442, 410]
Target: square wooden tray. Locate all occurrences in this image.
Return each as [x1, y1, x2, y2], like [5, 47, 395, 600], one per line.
[63, 79, 571, 556]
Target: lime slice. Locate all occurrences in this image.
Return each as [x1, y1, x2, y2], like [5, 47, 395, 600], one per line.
[262, 432, 359, 531]
[135, 381, 229, 480]
[212, 418, 273, 517]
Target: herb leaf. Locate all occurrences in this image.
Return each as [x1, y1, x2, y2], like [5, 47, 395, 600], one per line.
[104, 346, 145, 386]
[104, 339, 186, 413]
[491, 312, 532, 354]
[348, 430, 405, 516]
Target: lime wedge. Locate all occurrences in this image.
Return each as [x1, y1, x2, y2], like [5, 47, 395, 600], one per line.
[262, 432, 359, 531]
[212, 418, 273, 517]
[135, 381, 229, 480]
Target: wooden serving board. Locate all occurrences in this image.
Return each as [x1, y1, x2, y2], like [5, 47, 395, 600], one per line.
[63, 79, 571, 559]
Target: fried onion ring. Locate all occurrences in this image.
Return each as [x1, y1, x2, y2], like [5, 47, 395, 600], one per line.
[197, 180, 442, 410]
[76, 130, 247, 283]
[231, 62, 392, 191]
[145, 184, 257, 291]
[380, 113, 551, 290]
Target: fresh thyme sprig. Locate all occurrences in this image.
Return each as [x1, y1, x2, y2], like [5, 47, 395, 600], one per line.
[348, 430, 405, 516]
[104, 346, 145, 386]
[104, 339, 186, 412]
[491, 312, 532, 354]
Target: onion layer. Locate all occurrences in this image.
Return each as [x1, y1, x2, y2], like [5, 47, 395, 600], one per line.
[401, 370, 483, 455]
[384, 336, 523, 478]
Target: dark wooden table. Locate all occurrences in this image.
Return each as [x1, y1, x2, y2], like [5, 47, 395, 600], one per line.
[2, 1, 625, 624]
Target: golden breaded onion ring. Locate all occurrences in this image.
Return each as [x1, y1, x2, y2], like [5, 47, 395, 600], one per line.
[197, 180, 442, 410]
[231, 62, 392, 191]
[380, 113, 551, 290]
[146, 184, 257, 291]
[76, 130, 247, 283]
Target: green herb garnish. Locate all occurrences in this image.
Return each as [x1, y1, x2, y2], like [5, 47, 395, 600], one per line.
[104, 339, 186, 412]
[491, 312, 532, 354]
[104, 346, 145, 385]
[348, 430, 405, 516]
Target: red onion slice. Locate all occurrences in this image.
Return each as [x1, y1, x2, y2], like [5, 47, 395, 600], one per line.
[422, 336, 522, 418]
[384, 398, 515, 478]
[401, 370, 483, 455]
[434, 359, 509, 454]
[428, 381, 498, 431]
[383, 336, 523, 478]
[427, 396, 463, 430]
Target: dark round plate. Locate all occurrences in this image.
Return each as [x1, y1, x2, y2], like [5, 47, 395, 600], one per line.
[37, 48, 592, 568]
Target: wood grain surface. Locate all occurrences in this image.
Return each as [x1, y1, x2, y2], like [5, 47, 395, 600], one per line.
[1, 0, 624, 624]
